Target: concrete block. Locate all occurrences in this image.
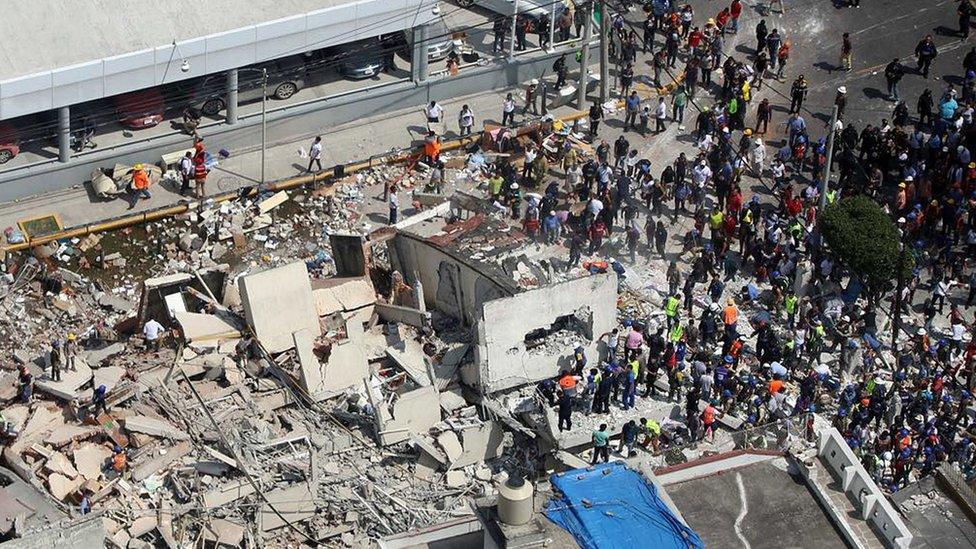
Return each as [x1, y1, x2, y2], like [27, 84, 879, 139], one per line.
[454, 421, 505, 468]
[239, 262, 320, 353]
[437, 431, 463, 463]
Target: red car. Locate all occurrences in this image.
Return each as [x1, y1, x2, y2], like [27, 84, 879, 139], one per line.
[113, 88, 165, 129]
[0, 122, 20, 164]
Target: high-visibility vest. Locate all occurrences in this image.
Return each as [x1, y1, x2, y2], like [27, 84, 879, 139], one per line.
[665, 297, 680, 317]
[785, 295, 798, 314]
[669, 323, 684, 342]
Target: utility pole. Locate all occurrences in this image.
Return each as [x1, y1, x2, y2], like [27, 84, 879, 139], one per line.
[508, 0, 519, 62]
[819, 105, 839, 212]
[576, 2, 594, 109]
[548, 0, 556, 51]
[598, 0, 608, 103]
[261, 68, 268, 184]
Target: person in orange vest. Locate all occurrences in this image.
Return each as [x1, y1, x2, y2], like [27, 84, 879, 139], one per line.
[127, 163, 151, 210]
[423, 131, 441, 165]
[193, 156, 209, 198]
[111, 445, 127, 475]
[722, 297, 739, 340]
[701, 401, 718, 442]
[558, 370, 581, 397]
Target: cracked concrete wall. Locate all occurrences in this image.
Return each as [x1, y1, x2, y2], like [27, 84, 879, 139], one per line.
[388, 234, 510, 326]
[474, 273, 617, 394]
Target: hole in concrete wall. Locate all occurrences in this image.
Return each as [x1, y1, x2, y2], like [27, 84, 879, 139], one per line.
[520, 307, 594, 355]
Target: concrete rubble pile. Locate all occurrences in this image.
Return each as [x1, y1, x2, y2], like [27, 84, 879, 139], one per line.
[0, 177, 767, 547]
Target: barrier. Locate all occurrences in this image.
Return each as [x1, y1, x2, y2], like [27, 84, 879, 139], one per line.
[818, 428, 913, 549]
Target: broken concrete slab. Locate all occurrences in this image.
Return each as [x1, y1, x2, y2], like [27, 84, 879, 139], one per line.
[79, 343, 126, 367]
[131, 442, 192, 482]
[386, 345, 431, 387]
[46, 425, 97, 448]
[258, 484, 315, 532]
[437, 431, 463, 463]
[374, 302, 431, 330]
[317, 320, 369, 397]
[293, 328, 322, 397]
[123, 416, 190, 441]
[128, 515, 159, 538]
[202, 480, 256, 508]
[44, 452, 79, 479]
[173, 312, 241, 343]
[92, 366, 125, 395]
[377, 386, 441, 445]
[258, 190, 289, 214]
[33, 359, 93, 400]
[239, 262, 320, 353]
[454, 421, 506, 468]
[73, 443, 112, 481]
[201, 518, 246, 547]
[48, 473, 85, 501]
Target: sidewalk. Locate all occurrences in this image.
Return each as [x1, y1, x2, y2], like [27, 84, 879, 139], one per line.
[0, 82, 584, 236]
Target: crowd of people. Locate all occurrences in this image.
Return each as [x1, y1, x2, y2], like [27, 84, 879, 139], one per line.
[486, 0, 976, 488]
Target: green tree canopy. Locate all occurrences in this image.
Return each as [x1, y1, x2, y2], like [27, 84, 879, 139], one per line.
[820, 196, 912, 294]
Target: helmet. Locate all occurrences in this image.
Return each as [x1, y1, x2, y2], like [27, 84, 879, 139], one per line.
[134, 163, 144, 171]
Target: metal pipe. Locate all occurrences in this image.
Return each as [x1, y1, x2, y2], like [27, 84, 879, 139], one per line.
[57, 106, 70, 163]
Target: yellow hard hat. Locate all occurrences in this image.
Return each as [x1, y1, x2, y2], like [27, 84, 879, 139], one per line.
[744, 129, 753, 136]
[67, 333, 76, 340]
[134, 163, 144, 170]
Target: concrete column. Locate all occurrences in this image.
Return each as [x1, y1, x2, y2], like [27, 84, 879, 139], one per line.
[226, 68, 239, 124]
[411, 24, 429, 83]
[57, 106, 70, 163]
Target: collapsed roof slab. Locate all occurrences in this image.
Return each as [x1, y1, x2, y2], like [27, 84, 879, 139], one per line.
[239, 262, 320, 353]
[473, 273, 618, 394]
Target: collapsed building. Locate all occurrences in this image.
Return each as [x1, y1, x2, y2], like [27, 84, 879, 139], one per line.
[1, 183, 975, 549]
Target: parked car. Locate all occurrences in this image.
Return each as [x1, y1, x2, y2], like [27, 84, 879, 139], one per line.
[389, 18, 456, 62]
[0, 122, 20, 164]
[113, 88, 165, 129]
[190, 56, 309, 116]
[455, 0, 567, 21]
[321, 39, 393, 80]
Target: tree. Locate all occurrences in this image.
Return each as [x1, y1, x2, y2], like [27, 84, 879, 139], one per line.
[820, 196, 912, 301]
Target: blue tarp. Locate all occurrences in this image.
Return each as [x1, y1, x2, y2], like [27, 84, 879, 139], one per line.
[544, 462, 704, 549]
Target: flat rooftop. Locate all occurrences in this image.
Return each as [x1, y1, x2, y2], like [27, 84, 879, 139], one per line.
[0, 0, 350, 81]
[892, 476, 976, 549]
[666, 458, 847, 549]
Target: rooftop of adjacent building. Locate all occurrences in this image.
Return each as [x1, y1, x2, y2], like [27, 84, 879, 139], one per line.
[0, 0, 356, 81]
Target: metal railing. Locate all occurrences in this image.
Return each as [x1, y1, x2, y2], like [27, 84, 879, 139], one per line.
[655, 414, 812, 468]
